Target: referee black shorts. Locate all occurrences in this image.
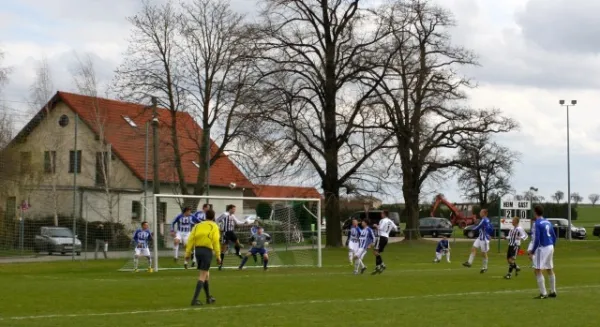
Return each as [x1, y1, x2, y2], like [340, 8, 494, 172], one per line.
[375, 236, 389, 253]
[194, 247, 213, 271]
[506, 245, 519, 259]
[222, 231, 238, 244]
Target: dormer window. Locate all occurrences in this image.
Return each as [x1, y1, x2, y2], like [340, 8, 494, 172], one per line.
[122, 115, 137, 127]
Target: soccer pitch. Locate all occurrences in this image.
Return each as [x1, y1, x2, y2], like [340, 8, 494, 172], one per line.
[1, 240, 599, 327]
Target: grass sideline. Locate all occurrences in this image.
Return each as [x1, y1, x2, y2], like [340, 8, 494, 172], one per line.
[1, 241, 600, 327]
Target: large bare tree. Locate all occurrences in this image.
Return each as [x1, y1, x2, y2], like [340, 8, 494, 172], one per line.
[115, 0, 261, 210]
[253, 0, 395, 247]
[178, 0, 261, 203]
[113, 0, 187, 201]
[372, 0, 517, 238]
[455, 135, 518, 206]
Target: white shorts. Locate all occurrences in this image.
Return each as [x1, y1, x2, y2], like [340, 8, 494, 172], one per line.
[175, 232, 190, 244]
[533, 245, 554, 270]
[135, 248, 151, 257]
[354, 248, 368, 260]
[348, 242, 359, 254]
[472, 239, 490, 252]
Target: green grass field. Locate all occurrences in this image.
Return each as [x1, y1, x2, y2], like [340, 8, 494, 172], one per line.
[1, 240, 600, 327]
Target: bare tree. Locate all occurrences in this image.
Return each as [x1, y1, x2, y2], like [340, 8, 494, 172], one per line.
[371, 0, 517, 238]
[589, 194, 599, 206]
[455, 135, 518, 206]
[253, 0, 396, 246]
[113, 0, 188, 201]
[27, 58, 63, 226]
[551, 190, 564, 203]
[570, 192, 583, 205]
[73, 55, 123, 241]
[178, 0, 262, 206]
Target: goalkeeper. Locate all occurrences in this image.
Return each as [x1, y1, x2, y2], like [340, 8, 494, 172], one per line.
[239, 227, 271, 271]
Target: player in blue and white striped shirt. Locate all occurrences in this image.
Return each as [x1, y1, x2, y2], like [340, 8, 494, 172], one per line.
[353, 219, 375, 275]
[462, 209, 493, 273]
[345, 218, 360, 266]
[434, 236, 450, 263]
[132, 221, 153, 273]
[171, 207, 194, 266]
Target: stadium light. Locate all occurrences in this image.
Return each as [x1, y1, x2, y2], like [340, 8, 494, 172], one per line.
[559, 99, 577, 241]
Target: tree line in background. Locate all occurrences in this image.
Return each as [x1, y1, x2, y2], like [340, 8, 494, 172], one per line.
[0, 0, 524, 246]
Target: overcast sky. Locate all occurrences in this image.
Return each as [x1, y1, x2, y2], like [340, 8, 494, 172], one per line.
[1, 0, 599, 204]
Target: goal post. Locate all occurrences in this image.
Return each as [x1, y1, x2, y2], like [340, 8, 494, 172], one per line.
[120, 194, 322, 272]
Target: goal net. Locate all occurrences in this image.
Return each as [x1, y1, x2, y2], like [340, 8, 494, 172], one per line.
[119, 194, 322, 272]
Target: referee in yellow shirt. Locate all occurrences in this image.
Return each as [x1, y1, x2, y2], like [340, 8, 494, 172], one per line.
[185, 209, 222, 306]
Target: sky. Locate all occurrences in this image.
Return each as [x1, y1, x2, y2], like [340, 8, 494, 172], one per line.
[1, 0, 600, 204]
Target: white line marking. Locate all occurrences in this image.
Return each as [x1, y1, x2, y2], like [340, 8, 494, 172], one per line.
[3, 284, 599, 321]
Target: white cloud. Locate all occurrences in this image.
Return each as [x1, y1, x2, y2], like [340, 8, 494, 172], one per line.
[1, 0, 599, 203]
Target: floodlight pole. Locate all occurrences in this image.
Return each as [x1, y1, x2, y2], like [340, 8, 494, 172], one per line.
[559, 99, 576, 241]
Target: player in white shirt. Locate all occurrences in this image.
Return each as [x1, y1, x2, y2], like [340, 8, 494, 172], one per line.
[371, 210, 398, 275]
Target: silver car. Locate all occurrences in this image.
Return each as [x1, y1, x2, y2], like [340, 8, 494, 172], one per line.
[34, 227, 82, 255]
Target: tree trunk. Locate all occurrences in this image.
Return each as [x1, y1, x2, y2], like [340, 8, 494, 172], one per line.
[323, 175, 342, 247]
[402, 179, 421, 240]
[170, 111, 189, 206]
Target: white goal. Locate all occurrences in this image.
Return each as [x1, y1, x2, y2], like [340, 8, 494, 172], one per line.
[119, 194, 322, 272]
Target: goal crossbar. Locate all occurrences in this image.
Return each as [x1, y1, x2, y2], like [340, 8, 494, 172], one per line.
[150, 194, 322, 272]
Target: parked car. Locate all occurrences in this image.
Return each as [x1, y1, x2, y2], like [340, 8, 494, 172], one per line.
[34, 227, 82, 255]
[341, 210, 400, 236]
[546, 218, 586, 239]
[593, 224, 600, 237]
[463, 218, 501, 239]
[418, 217, 453, 238]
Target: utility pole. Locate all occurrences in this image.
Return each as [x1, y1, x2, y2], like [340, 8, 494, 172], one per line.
[152, 97, 160, 223]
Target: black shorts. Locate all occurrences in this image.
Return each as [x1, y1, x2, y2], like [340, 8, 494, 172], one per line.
[222, 231, 238, 244]
[375, 236, 388, 253]
[194, 247, 213, 271]
[507, 245, 519, 259]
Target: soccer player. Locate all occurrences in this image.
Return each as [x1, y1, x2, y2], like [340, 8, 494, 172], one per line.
[185, 209, 221, 306]
[239, 227, 271, 270]
[345, 218, 360, 266]
[170, 207, 194, 268]
[462, 209, 493, 273]
[529, 205, 557, 299]
[191, 203, 210, 225]
[250, 221, 261, 264]
[434, 235, 451, 263]
[504, 217, 528, 279]
[132, 221, 153, 273]
[353, 219, 375, 275]
[216, 204, 247, 269]
[371, 210, 397, 274]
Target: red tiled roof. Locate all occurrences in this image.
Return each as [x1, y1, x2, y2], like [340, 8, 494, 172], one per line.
[252, 184, 321, 199]
[21, 91, 253, 188]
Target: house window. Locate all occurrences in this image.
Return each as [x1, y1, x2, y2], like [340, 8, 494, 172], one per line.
[44, 151, 56, 174]
[157, 202, 167, 223]
[69, 150, 82, 174]
[132, 201, 142, 221]
[20, 151, 31, 173]
[122, 115, 137, 128]
[95, 152, 109, 186]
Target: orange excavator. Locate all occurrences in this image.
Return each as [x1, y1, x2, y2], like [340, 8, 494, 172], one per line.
[430, 194, 478, 229]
